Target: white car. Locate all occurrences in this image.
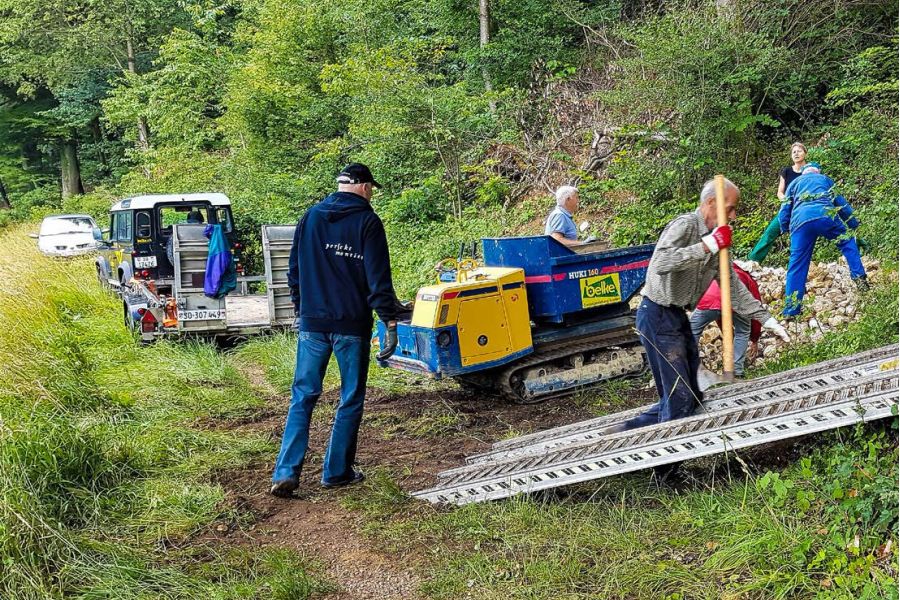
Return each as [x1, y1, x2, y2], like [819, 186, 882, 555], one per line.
[32, 214, 103, 257]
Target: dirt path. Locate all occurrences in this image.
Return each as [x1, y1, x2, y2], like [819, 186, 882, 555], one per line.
[206, 360, 608, 598]
[212, 463, 424, 599]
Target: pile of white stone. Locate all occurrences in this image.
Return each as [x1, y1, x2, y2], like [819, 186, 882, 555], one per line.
[695, 257, 881, 371]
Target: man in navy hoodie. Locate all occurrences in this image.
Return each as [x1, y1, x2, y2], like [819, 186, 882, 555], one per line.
[271, 163, 399, 497]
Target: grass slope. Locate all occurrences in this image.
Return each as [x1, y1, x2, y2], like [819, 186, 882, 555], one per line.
[0, 226, 329, 598]
[2, 219, 897, 600]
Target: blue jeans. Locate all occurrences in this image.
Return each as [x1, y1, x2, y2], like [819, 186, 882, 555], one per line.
[689, 309, 751, 376]
[272, 331, 370, 485]
[784, 217, 865, 316]
[624, 298, 703, 430]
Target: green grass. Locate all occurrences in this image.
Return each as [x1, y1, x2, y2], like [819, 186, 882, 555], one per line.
[364, 406, 464, 440]
[344, 428, 898, 600]
[572, 376, 648, 416]
[0, 226, 327, 598]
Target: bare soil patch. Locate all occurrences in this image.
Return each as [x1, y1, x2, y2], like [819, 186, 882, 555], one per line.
[200, 372, 613, 598]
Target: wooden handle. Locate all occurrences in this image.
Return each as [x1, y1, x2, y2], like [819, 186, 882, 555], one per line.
[714, 175, 735, 380]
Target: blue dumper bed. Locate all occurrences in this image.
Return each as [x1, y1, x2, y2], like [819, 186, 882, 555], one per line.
[481, 236, 655, 324]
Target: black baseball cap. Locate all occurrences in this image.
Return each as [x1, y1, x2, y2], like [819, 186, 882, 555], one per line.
[336, 163, 381, 188]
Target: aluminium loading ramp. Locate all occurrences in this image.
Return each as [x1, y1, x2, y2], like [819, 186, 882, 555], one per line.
[412, 346, 898, 506]
[467, 345, 898, 465]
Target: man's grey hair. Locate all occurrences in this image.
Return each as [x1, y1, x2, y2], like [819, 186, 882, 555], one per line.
[699, 177, 740, 205]
[555, 185, 578, 206]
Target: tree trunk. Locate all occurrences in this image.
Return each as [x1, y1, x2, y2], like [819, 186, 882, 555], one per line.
[0, 176, 10, 210]
[127, 37, 150, 151]
[479, 0, 495, 111]
[90, 116, 110, 177]
[60, 137, 84, 199]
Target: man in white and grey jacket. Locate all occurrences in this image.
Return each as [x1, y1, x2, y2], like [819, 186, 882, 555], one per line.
[623, 178, 791, 431]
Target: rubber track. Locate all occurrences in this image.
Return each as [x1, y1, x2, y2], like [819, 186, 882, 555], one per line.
[496, 325, 642, 403]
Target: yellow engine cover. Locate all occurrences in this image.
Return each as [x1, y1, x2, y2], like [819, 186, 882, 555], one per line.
[410, 267, 532, 368]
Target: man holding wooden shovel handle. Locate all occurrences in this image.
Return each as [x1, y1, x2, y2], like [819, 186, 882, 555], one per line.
[620, 176, 791, 435]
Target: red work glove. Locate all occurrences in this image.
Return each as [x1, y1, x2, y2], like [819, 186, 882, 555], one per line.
[702, 225, 732, 254]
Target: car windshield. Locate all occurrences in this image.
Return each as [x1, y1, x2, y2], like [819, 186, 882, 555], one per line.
[40, 217, 96, 235]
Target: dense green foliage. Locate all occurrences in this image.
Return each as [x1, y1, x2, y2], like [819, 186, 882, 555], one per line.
[0, 0, 896, 274]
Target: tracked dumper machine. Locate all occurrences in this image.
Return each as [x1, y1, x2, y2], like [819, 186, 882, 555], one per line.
[374, 236, 655, 403]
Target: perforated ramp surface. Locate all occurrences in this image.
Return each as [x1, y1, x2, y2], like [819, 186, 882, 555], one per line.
[412, 346, 898, 505]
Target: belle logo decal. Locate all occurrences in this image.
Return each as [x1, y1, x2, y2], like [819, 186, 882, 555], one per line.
[580, 273, 621, 307]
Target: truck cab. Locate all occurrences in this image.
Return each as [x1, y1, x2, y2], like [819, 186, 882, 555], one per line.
[96, 193, 237, 288]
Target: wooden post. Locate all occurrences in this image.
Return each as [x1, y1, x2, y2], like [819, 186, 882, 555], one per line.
[714, 175, 735, 380]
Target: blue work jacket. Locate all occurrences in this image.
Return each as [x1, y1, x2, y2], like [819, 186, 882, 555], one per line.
[778, 173, 859, 233]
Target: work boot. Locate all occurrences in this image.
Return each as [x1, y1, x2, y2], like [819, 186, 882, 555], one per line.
[322, 469, 365, 489]
[854, 276, 870, 293]
[270, 477, 299, 498]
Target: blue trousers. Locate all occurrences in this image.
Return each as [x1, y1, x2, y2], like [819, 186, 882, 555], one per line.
[272, 331, 370, 485]
[783, 217, 865, 317]
[689, 309, 752, 376]
[624, 298, 703, 430]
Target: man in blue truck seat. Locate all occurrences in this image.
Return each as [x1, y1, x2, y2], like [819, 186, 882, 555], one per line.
[271, 163, 400, 497]
[544, 185, 582, 247]
[622, 178, 790, 443]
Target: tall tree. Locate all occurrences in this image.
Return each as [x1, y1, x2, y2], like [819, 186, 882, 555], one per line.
[59, 136, 84, 198]
[479, 0, 492, 95]
[0, 0, 190, 186]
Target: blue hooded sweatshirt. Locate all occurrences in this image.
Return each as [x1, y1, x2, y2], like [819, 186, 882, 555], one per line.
[778, 172, 859, 233]
[288, 191, 398, 336]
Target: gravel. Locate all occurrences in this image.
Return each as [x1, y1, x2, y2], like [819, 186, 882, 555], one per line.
[693, 257, 881, 372]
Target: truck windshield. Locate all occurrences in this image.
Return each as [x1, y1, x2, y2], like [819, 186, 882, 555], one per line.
[158, 205, 211, 233]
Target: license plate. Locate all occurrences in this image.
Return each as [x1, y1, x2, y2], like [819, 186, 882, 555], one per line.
[134, 255, 157, 269]
[177, 309, 225, 321]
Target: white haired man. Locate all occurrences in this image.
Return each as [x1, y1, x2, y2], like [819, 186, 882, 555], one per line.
[623, 178, 791, 435]
[544, 185, 581, 247]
